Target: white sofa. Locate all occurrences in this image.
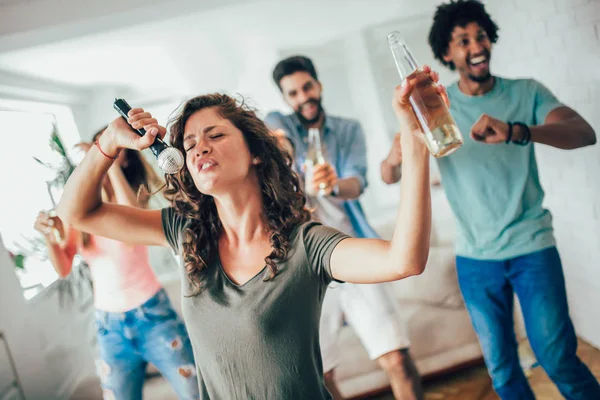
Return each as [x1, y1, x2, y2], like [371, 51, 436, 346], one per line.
[161, 185, 483, 399]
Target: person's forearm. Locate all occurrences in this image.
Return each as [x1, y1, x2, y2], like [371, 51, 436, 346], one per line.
[387, 143, 430, 275]
[381, 159, 402, 185]
[107, 165, 140, 207]
[336, 177, 362, 200]
[524, 117, 596, 150]
[45, 240, 74, 278]
[56, 141, 115, 226]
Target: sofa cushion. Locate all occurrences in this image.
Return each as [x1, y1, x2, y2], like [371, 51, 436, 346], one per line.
[389, 245, 463, 309]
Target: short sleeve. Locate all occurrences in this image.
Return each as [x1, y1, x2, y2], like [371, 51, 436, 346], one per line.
[531, 79, 563, 125]
[161, 207, 188, 255]
[340, 121, 368, 191]
[301, 222, 350, 284]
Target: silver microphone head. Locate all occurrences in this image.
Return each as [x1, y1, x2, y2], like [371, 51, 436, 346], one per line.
[156, 147, 184, 174]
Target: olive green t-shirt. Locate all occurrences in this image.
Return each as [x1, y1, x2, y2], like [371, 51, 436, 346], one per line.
[161, 207, 349, 400]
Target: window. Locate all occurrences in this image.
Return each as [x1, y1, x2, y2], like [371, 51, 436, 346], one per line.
[0, 99, 81, 300]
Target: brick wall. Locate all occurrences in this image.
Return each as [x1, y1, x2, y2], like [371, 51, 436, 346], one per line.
[485, 0, 600, 347]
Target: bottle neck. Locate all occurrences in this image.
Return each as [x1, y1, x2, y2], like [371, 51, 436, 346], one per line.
[307, 129, 324, 162]
[389, 39, 419, 80]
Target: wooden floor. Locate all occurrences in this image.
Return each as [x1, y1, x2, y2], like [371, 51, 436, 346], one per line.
[141, 339, 600, 400]
[372, 339, 600, 400]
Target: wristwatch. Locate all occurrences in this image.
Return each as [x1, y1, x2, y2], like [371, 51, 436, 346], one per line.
[331, 183, 340, 197]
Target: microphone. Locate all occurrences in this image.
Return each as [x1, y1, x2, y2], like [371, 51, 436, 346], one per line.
[113, 98, 184, 174]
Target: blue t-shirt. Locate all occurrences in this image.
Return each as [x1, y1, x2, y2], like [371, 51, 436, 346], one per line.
[438, 76, 563, 260]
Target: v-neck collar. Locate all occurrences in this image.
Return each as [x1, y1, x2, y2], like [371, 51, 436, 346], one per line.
[216, 255, 268, 288]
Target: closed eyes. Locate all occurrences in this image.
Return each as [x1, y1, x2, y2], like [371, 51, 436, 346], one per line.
[184, 133, 224, 152]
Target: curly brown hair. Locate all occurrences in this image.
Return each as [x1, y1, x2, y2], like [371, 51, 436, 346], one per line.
[164, 93, 310, 294]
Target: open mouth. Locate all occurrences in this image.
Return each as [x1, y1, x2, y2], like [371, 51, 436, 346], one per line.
[301, 101, 319, 115]
[303, 103, 317, 112]
[199, 160, 218, 172]
[469, 55, 488, 70]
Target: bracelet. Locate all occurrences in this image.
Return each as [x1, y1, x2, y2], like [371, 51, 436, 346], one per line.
[331, 183, 340, 197]
[511, 122, 531, 146]
[95, 141, 119, 160]
[505, 122, 513, 144]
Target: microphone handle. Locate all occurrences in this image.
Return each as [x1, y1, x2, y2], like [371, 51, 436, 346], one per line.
[112, 98, 167, 159]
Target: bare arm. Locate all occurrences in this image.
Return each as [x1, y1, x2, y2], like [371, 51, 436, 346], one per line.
[330, 67, 440, 283]
[381, 133, 403, 185]
[46, 243, 75, 278]
[381, 159, 402, 185]
[107, 163, 142, 207]
[335, 177, 361, 199]
[471, 106, 596, 150]
[34, 213, 77, 278]
[526, 106, 596, 150]
[57, 110, 168, 246]
[331, 143, 430, 283]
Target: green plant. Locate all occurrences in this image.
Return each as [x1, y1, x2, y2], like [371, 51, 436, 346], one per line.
[25, 123, 92, 306]
[33, 124, 76, 206]
[8, 252, 25, 269]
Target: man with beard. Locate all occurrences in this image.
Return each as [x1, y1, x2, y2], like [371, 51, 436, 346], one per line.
[265, 56, 423, 400]
[383, 1, 599, 399]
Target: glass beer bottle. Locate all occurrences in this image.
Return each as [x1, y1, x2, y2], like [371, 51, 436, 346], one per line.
[387, 31, 463, 158]
[304, 128, 328, 197]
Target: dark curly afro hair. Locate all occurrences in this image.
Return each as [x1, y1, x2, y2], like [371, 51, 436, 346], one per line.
[428, 0, 499, 70]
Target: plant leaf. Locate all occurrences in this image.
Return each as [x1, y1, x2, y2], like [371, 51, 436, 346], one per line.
[13, 254, 26, 269]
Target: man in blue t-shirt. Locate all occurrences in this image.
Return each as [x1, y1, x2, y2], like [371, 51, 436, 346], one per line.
[382, 1, 599, 399]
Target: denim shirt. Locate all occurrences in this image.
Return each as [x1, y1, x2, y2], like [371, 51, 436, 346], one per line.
[264, 111, 379, 239]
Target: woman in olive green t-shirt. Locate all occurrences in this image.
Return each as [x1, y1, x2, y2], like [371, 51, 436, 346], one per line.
[56, 66, 444, 399]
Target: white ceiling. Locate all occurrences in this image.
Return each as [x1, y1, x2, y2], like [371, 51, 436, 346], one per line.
[0, 0, 39, 6]
[0, 0, 438, 101]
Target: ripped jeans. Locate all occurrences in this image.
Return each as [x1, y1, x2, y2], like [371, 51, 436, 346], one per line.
[95, 288, 199, 400]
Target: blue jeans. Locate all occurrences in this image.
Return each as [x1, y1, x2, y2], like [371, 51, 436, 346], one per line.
[457, 247, 600, 400]
[95, 288, 199, 400]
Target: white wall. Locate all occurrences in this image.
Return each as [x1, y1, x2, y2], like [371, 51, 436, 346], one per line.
[481, 0, 600, 348]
